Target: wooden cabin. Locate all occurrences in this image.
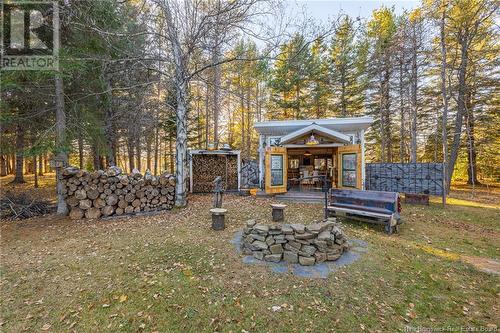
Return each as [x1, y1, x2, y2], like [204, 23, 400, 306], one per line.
[254, 117, 373, 194]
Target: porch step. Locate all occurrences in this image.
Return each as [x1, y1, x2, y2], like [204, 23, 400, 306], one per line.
[275, 193, 325, 203]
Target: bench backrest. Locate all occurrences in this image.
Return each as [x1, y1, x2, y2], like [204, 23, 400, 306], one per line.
[329, 188, 401, 214]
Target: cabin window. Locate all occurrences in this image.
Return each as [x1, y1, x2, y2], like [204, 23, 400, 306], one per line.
[270, 154, 284, 186]
[341, 153, 357, 187]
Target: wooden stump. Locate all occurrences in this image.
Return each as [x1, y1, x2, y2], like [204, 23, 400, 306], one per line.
[404, 193, 429, 205]
[271, 204, 287, 222]
[210, 208, 227, 231]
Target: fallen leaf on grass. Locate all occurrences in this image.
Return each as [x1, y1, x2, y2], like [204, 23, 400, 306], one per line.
[119, 294, 128, 303]
[41, 323, 51, 331]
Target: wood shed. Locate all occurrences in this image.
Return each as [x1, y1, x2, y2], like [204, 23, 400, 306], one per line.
[189, 150, 241, 193]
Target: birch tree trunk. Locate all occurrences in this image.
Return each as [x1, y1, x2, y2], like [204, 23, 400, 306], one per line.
[175, 77, 188, 206]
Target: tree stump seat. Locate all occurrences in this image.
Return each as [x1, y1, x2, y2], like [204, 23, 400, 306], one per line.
[210, 208, 227, 230]
[270, 204, 287, 222]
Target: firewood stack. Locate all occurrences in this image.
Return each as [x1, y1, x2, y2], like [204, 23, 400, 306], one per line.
[191, 154, 238, 192]
[61, 166, 175, 219]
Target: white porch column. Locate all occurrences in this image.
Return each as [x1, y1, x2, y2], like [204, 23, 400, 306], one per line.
[258, 134, 265, 190]
[360, 129, 366, 190]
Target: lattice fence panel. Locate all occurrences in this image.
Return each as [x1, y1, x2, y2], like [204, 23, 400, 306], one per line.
[365, 163, 444, 195]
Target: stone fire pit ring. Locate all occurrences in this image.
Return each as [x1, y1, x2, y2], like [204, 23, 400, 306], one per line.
[240, 218, 349, 266]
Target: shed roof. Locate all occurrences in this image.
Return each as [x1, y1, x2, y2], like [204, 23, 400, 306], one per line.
[254, 116, 373, 136]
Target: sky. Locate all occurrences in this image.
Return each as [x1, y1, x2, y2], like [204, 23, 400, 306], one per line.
[287, 0, 420, 22]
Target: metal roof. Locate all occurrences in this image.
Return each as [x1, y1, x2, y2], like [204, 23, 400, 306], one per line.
[254, 117, 373, 136]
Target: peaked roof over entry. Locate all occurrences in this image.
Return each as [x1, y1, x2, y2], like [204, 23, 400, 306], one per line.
[254, 116, 373, 136]
[279, 123, 351, 144]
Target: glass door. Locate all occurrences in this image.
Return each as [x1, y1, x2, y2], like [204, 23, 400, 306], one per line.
[265, 147, 287, 194]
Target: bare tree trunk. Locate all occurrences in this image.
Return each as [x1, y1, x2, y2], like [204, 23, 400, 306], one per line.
[212, 48, 221, 147]
[146, 134, 152, 172]
[205, 83, 210, 148]
[92, 145, 101, 170]
[240, 85, 245, 157]
[38, 154, 44, 176]
[169, 136, 174, 174]
[379, 79, 386, 162]
[447, 36, 468, 189]
[246, 86, 251, 158]
[154, 125, 159, 175]
[53, 4, 68, 214]
[465, 91, 480, 185]
[127, 138, 135, 172]
[295, 84, 300, 119]
[409, 24, 418, 164]
[399, 58, 405, 163]
[55, 71, 68, 214]
[383, 62, 392, 162]
[6, 155, 13, 174]
[439, 3, 449, 201]
[13, 124, 25, 183]
[103, 66, 117, 166]
[78, 131, 84, 169]
[43, 154, 48, 174]
[0, 155, 7, 177]
[136, 137, 142, 172]
[33, 155, 38, 188]
[341, 67, 347, 117]
[197, 85, 202, 148]
[256, 82, 262, 122]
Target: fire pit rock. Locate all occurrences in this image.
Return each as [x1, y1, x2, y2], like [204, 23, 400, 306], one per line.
[241, 218, 349, 265]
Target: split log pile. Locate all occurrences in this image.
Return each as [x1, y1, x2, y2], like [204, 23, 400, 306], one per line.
[192, 154, 238, 193]
[61, 166, 175, 219]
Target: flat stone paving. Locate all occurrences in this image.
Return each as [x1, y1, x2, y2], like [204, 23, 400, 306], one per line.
[231, 231, 368, 279]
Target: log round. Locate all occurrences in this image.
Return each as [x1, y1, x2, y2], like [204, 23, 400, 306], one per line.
[69, 208, 84, 220]
[85, 207, 101, 219]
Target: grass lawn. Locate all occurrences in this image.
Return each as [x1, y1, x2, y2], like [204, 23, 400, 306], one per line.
[1, 174, 499, 332]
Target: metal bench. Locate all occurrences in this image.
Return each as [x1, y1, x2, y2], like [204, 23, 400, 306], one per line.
[327, 188, 402, 234]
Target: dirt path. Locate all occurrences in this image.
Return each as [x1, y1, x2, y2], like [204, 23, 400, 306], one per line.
[461, 255, 500, 275]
